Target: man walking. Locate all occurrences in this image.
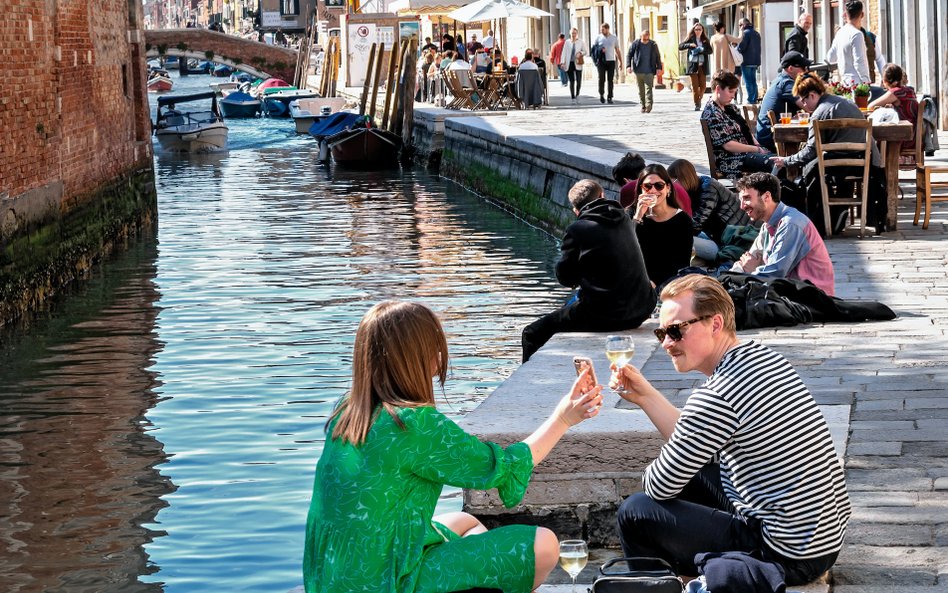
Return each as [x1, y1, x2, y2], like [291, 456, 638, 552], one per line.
[626, 29, 662, 113]
[594, 23, 623, 104]
[784, 12, 812, 57]
[550, 33, 567, 86]
[736, 18, 761, 103]
[827, 1, 870, 84]
[521, 180, 655, 362]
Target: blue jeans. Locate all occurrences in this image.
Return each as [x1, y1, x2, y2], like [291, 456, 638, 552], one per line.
[740, 65, 759, 103]
[558, 65, 568, 85]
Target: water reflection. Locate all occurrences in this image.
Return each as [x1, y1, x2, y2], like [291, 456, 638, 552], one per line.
[0, 237, 171, 593]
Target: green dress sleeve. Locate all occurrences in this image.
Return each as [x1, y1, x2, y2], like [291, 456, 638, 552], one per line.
[400, 406, 534, 508]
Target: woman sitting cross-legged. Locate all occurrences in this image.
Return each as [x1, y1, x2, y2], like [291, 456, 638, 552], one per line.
[667, 158, 751, 263]
[630, 164, 694, 289]
[699, 70, 775, 179]
[304, 300, 603, 593]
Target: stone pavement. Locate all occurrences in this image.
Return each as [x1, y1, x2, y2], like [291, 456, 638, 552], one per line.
[460, 80, 948, 590]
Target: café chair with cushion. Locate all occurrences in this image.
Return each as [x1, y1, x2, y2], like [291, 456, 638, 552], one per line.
[515, 68, 544, 109]
[814, 118, 873, 238]
[912, 99, 948, 228]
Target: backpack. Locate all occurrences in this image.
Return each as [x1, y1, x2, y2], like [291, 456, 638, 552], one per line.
[591, 42, 605, 67]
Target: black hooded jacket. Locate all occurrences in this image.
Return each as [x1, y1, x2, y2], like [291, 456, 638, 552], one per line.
[556, 198, 656, 321]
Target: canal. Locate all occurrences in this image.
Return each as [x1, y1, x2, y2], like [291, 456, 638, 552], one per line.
[0, 72, 569, 592]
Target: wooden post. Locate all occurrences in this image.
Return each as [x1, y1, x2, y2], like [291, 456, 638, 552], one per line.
[369, 43, 385, 124]
[330, 38, 340, 97]
[381, 39, 400, 130]
[399, 39, 418, 144]
[360, 43, 377, 116]
[388, 40, 409, 133]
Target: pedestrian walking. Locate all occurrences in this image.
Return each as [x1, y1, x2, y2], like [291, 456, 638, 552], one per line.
[736, 18, 761, 103]
[784, 12, 812, 57]
[626, 30, 662, 113]
[827, 1, 870, 84]
[560, 28, 588, 103]
[550, 33, 567, 87]
[593, 23, 622, 104]
[679, 22, 712, 111]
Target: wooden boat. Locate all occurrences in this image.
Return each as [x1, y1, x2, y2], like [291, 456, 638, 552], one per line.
[212, 64, 234, 77]
[154, 91, 228, 153]
[262, 88, 319, 117]
[147, 74, 174, 92]
[289, 97, 348, 133]
[327, 125, 401, 166]
[220, 91, 260, 118]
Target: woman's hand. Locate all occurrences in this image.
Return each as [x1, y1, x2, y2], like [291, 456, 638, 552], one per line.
[555, 367, 603, 427]
[609, 363, 656, 405]
[635, 195, 656, 219]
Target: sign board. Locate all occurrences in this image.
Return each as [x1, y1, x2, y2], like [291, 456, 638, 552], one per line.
[348, 23, 378, 87]
[325, 0, 345, 6]
[261, 11, 290, 28]
[377, 26, 396, 46]
[398, 21, 419, 43]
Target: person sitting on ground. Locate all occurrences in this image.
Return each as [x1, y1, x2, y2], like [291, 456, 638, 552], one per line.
[867, 63, 919, 153]
[667, 158, 750, 263]
[700, 70, 775, 179]
[630, 165, 694, 288]
[305, 300, 604, 593]
[730, 172, 835, 295]
[756, 51, 809, 153]
[613, 152, 693, 217]
[612, 274, 850, 587]
[522, 180, 656, 362]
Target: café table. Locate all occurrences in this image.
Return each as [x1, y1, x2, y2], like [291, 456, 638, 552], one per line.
[773, 120, 913, 230]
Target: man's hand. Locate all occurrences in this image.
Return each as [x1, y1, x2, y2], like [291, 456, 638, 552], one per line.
[609, 363, 658, 406]
[736, 251, 764, 272]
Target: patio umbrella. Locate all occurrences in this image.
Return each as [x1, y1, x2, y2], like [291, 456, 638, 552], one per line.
[447, 0, 552, 24]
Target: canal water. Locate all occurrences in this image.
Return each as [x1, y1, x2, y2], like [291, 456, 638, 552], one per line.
[0, 72, 569, 592]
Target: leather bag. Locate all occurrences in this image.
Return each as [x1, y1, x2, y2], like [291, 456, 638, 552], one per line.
[591, 557, 684, 593]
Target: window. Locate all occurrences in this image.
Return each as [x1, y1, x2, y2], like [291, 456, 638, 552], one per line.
[282, 0, 300, 15]
[657, 16, 668, 32]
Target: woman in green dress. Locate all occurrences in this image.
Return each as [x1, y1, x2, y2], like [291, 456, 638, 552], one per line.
[304, 301, 603, 593]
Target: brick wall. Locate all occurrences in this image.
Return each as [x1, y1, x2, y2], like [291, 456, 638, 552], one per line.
[143, 29, 298, 81]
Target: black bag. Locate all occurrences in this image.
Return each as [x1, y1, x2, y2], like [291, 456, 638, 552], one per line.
[591, 557, 684, 593]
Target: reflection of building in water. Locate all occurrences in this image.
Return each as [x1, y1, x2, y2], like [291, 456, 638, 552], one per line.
[0, 237, 172, 593]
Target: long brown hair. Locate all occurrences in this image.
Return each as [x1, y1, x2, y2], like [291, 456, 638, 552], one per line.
[667, 159, 701, 204]
[329, 301, 449, 445]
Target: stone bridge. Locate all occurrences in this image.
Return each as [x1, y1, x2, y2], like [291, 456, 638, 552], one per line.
[144, 29, 299, 82]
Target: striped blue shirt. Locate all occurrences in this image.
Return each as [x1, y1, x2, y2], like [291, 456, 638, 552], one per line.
[643, 340, 851, 559]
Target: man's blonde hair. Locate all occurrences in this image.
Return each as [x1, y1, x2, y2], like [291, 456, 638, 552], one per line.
[660, 275, 736, 334]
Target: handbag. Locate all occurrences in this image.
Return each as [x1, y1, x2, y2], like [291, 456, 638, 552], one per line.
[591, 557, 684, 593]
[576, 51, 585, 66]
[730, 44, 744, 67]
[688, 47, 704, 66]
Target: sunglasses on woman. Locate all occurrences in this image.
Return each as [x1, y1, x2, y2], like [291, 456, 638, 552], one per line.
[653, 315, 711, 342]
[641, 181, 666, 192]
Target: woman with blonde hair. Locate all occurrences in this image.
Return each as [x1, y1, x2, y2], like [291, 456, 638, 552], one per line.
[304, 301, 603, 593]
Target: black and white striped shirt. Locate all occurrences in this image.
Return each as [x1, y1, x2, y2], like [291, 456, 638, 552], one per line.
[643, 340, 851, 559]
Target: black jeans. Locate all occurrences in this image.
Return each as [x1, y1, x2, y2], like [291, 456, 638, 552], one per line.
[616, 464, 838, 585]
[597, 60, 616, 99]
[567, 62, 582, 98]
[521, 301, 649, 362]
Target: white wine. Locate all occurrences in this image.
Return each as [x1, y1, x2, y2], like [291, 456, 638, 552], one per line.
[605, 348, 634, 368]
[559, 551, 588, 577]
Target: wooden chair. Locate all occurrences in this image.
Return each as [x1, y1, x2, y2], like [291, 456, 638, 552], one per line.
[742, 103, 760, 130]
[767, 109, 777, 128]
[700, 119, 728, 181]
[443, 70, 475, 110]
[814, 118, 873, 238]
[911, 98, 948, 228]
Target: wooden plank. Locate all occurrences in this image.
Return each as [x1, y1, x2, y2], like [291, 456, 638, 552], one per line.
[369, 43, 385, 124]
[389, 40, 410, 134]
[359, 43, 377, 116]
[400, 40, 419, 146]
[381, 40, 399, 130]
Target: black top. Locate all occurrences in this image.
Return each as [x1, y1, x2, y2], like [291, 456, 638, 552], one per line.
[784, 25, 809, 57]
[557, 198, 656, 321]
[635, 210, 694, 288]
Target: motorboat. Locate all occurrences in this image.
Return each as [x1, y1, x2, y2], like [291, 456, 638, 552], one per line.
[289, 97, 348, 133]
[154, 91, 228, 153]
[220, 91, 260, 118]
[147, 72, 173, 92]
[326, 120, 401, 167]
[262, 88, 319, 117]
[213, 64, 234, 77]
[209, 80, 240, 95]
[253, 78, 291, 97]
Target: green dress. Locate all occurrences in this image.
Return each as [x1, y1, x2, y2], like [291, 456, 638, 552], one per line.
[304, 405, 538, 593]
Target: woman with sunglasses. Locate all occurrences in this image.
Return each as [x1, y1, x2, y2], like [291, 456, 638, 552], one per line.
[305, 301, 604, 593]
[611, 274, 850, 588]
[630, 164, 694, 289]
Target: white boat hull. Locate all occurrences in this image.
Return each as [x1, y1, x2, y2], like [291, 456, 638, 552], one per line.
[155, 122, 229, 152]
[289, 97, 348, 133]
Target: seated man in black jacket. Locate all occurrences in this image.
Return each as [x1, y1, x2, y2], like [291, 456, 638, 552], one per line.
[522, 180, 656, 362]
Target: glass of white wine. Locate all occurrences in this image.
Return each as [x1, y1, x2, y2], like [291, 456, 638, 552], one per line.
[558, 539, 588, 592]
[605, 335, 634, 394]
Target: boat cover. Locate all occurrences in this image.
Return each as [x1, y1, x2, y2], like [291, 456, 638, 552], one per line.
[309, 112, 363, 138]
[221, 92, 257, 104]
[158, 91, 218, 107]
[258, 78, 291, 91]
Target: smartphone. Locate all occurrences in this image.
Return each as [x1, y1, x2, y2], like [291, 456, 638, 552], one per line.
[572, 356, 597, 388]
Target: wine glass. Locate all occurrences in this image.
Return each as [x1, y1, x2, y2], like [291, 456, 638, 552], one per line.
[605, 335, 634, 394]
[558, 539, 588, 592]
[643, 194, 658, 218]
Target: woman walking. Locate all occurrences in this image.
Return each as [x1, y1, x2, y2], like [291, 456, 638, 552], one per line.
[679, 22, 713, 110]
[560, 27, 588, 103]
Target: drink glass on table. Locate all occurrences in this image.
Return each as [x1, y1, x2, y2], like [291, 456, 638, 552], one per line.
[798, 111, 809, 125]
[559, 539, 588, 593]
[605, 335, 634, 394]
[780, 111, 792, 125]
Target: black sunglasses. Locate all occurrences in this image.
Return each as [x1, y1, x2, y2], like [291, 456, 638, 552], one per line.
[641, 181, 667, 192]
[654, 315, 712, 342]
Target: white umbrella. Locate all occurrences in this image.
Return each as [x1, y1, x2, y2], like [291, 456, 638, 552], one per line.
[447, 0, 552, 24]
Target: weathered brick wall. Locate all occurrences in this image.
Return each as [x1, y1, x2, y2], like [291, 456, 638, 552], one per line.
[1, 0, 156, 325]
[143, 29, 298, 81]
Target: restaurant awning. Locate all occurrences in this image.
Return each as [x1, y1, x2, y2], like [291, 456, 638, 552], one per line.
[389, 0, 468, 16]
[692, 0, 763, 15]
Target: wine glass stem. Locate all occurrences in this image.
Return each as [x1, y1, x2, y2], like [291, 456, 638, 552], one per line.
[572, 575, 577, 593]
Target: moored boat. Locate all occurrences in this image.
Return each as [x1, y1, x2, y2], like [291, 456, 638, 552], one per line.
[289, 97, 348, 133]
[154, 91, 228, 153]
[262, 88, 319, 117]
[147, 74, 174, 92]
[212, 64, 234, 77]
[220, 91, 260, 118]
[327, 124, 401, 166]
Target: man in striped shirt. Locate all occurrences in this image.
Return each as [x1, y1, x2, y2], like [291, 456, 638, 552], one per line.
[611, 274, 850, 585]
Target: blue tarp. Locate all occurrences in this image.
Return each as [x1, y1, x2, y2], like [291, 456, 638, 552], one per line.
[309, 112, 362, 139]
[222, 91, 256, 103]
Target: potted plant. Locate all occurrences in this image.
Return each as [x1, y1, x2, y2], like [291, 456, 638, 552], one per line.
[853, 83, 871, 108]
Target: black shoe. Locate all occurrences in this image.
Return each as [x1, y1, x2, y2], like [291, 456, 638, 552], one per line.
[600, 95, 605, 104]
[694, 104, 701, 111]
[607, 98, 613, 104]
